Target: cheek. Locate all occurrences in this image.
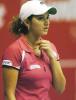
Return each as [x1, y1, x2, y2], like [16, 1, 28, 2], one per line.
[32, 22, 43, 32]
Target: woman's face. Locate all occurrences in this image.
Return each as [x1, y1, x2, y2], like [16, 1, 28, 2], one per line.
[28, 12, 50, 37]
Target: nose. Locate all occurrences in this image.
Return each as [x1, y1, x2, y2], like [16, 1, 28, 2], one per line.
[44, 19, 49, 26]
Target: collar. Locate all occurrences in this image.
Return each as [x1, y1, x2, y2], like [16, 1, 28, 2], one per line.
[20, 34, 33, 53]
[19, 34, 42, 55]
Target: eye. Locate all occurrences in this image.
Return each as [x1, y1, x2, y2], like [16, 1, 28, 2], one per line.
[36, 16, 44, 20]
[34, 14, 50, 20]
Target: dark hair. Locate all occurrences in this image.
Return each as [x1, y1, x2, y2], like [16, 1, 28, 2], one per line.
[9, 15, 33, 35]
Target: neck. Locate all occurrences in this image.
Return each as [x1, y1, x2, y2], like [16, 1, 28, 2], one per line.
[26, 32, 41, 47]
[25, 32, 41, 57]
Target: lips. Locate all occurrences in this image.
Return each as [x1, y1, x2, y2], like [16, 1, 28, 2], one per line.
[44, 26, 49, 29]
[44, 27, 48, 29]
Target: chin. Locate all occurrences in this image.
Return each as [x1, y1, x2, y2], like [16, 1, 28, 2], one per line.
[38, 31, 48, 36]
[42, 32, 48, 36]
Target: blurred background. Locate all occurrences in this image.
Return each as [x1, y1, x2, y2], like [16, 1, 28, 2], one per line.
[0, 0, 76, 100]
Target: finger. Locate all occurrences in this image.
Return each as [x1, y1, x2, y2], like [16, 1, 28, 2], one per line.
[40, 46, 49, 50]
[35, 40, 42, 45]
[40, 40, 51, 45]
[35, 40, 50, 44]
[39, 42, 51, 48]
[39, 43, 49, 48]
[39, 44, 50, 49]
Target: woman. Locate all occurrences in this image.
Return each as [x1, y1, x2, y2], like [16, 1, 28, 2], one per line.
[2, 1, 66, 100]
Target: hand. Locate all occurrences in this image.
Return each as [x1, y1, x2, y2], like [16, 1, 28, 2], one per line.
[35, 39, 56, 59]
[33, 45, 41, 57]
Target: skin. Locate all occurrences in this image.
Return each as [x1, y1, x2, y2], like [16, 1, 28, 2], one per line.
[3, 12, 66, 100]
[24, 12, 50, 44]
[3, 67, 18, 100]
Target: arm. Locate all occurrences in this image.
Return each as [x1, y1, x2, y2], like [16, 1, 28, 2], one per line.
[3, 66, 19, 100]
[35, 40, 66, 93]
[49, 58, 66, 93]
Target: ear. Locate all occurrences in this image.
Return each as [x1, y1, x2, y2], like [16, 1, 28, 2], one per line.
[24, 19, 30, 28]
